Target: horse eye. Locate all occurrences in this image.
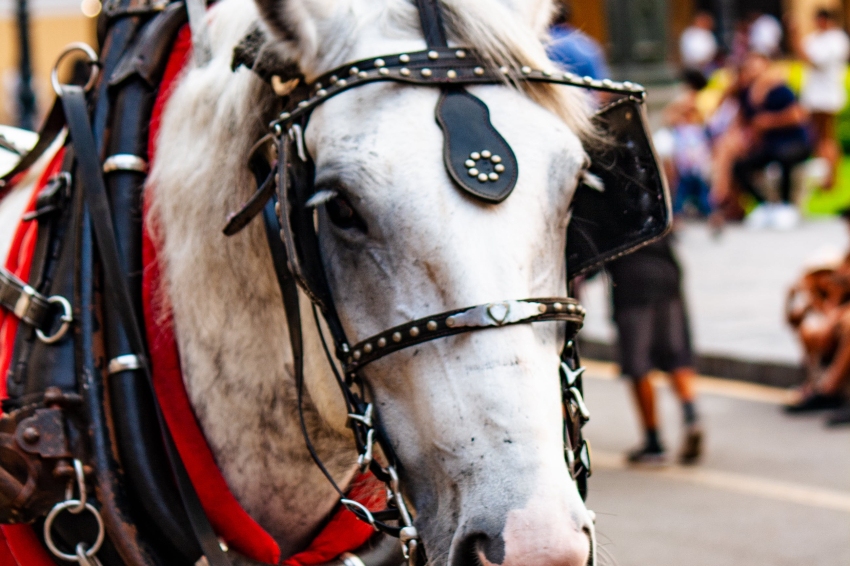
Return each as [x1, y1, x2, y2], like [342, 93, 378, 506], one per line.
[326, 194, 368, 233]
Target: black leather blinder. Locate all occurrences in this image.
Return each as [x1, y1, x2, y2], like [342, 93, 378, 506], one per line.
[436, 89, 519, 203]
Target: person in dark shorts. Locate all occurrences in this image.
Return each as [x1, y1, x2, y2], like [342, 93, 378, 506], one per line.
[606, 235, 704, 465]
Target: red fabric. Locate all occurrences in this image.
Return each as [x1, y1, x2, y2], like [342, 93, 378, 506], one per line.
[143, 24, 381, 565]
[0, 149, 68, 566]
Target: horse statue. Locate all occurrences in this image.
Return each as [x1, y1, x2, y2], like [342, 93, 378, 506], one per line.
[0, 0, 669, 565]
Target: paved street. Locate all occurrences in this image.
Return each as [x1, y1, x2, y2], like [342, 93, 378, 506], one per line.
[582, 362, 850, 566]
[581, 219, 849, 365]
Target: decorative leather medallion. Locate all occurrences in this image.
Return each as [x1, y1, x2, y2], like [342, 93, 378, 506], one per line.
[436, 89, 518, 203]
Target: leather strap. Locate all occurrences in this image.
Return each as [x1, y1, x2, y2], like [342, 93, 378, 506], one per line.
[0, 269, 53, 329]
[415, 0, 448, 48]
[60, 86, 232, 566]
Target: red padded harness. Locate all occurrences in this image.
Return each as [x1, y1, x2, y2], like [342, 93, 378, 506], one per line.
[0, 23, 381, 566]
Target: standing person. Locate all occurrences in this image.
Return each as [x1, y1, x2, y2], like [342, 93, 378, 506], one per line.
[792, 8, 850, 189]
[606, 236, 704, 465]
[680, 11, 719, 74]
[547, 1, 610, 81]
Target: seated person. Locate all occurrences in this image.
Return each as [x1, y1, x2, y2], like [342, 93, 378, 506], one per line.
[732, 53, 812, 230]
[786, 212, 850, 426]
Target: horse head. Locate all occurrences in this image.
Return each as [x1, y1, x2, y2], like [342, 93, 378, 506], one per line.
[254, 0, 597, 564]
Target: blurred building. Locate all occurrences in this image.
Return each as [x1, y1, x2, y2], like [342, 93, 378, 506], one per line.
[0, 0, 96, 126]
[571, 0, 848, 82]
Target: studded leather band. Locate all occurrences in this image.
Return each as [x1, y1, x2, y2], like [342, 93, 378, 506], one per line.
[343, 298, 586, 374]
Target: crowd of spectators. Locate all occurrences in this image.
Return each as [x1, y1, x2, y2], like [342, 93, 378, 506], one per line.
[662, 8, 850, 231]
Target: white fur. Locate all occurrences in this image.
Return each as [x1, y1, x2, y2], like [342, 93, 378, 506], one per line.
[149, 0, 595, 563]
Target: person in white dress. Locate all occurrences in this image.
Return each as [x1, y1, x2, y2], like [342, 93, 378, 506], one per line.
[680, 11, 718, 73]
[793, 8, 850, 188]
[749, 13, 784, 57]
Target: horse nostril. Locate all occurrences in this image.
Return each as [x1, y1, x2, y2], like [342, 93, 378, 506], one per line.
[583, 525, 596, 566]
[452, 532, 505, 566]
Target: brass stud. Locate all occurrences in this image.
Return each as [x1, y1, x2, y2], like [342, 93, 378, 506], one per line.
[477, 173, 489, 183]
[500, 66, 509, 75]
[421, 68, 432, 77]
[481, 150, 492, 159]
[274, 202, 281, 216]
[455, 49, 467, 58]
[399, 54, 411, 63]
[364, 343, 373, 354]
[298, 101, 309, 108]
[447, 70, 458, 79]
[349, 67, 360, 76]
[465, 159, 476, 168]
[428, 50, 439, 60]
[567, 303, 577, 313]
[317, 89, 328, 97]
[521, 66, 532, 75]
[495, 164, 505, 173]
[353, 350, 362, 360]
[400, 68, 411, 77]
[330, 75, 339, 84]
[379, 68, 390, 76]
[446, 317, 456, 328]
[468, 168, 480, 177]
[378, 337, 387, 348]
[374, 58, 386, 67]
[280, 112, 291, 120]
[427, 321, 438, 331]
[491, 155, 502, 164]
[543, 70, 553, 77]
[474, 67, 485, 76]
[488, 173, 499, 182]
[554, 303, 564, 312]
[392, 332, 402, 343]
[470, 152, 481, 160]
[358, 71, 369, 79]
[410, 327, 420, 338]
[538, 304, 548, 314]
[338, 79, 348, 87]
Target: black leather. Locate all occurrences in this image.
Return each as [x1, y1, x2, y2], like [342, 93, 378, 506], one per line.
[415, 0, 448, 48]
[436, 90, 519, 203]
[567, 97, 671, 279]
[0, 99, 66, 194]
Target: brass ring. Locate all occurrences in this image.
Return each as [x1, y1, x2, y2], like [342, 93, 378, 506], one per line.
[51, 43, 99, 97]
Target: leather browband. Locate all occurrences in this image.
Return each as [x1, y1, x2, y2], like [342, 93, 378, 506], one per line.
[271, 47, 645, 132]
[344, 298, 586, 374]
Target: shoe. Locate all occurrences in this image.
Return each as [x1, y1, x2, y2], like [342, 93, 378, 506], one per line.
[784, 392, 845, 414]
[679, 424, 703, 465]
[771, 204, 801, 231]
[826, 405, 850, 427]
[744, 204, 772, 230]
[627, 444, 667, 466]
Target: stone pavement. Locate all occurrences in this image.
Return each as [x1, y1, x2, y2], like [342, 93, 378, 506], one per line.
[582, 362, 850, 566]
[579, 218, 848, 385]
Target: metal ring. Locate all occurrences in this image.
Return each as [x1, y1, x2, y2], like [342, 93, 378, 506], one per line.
[44, 500, 105, 561]
[51, 43, 99, 97]
[36, 295, 74, 345]
[340, 499, 377, 530]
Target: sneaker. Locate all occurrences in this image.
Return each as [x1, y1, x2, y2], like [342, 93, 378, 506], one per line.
[771, 204, 801, 231]
[627, 444, 667, 466]
[784, 392, 845, 414]
[826, 405, 850, 427]
[744, 204, 772, 230]
[679, 424, 703, 465]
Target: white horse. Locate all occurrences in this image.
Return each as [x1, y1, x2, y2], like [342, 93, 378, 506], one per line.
[3, 0, 600, 564]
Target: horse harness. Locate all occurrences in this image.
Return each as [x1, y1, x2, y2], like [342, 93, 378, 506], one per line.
[0, 0, 670, 564]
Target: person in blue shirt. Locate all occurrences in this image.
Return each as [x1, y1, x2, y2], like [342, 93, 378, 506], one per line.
[547, 2, 610, 80]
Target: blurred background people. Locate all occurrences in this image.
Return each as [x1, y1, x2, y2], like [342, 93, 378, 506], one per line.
[749, 12, 784, 57]
[732, 52, 812, 230]
[547, 1, 610, 81]
[680, 11, 719, 75]
[791, 8, 850, 189]
[606, 235, 703, 465]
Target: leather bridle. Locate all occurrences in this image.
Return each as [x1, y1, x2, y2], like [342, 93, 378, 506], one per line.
[222, 2, 663, 564]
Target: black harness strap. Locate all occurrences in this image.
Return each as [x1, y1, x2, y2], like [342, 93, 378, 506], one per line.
[60, 85, 232, 566]
[415, 0, 448, 48]
[0, 269, 53, 329]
